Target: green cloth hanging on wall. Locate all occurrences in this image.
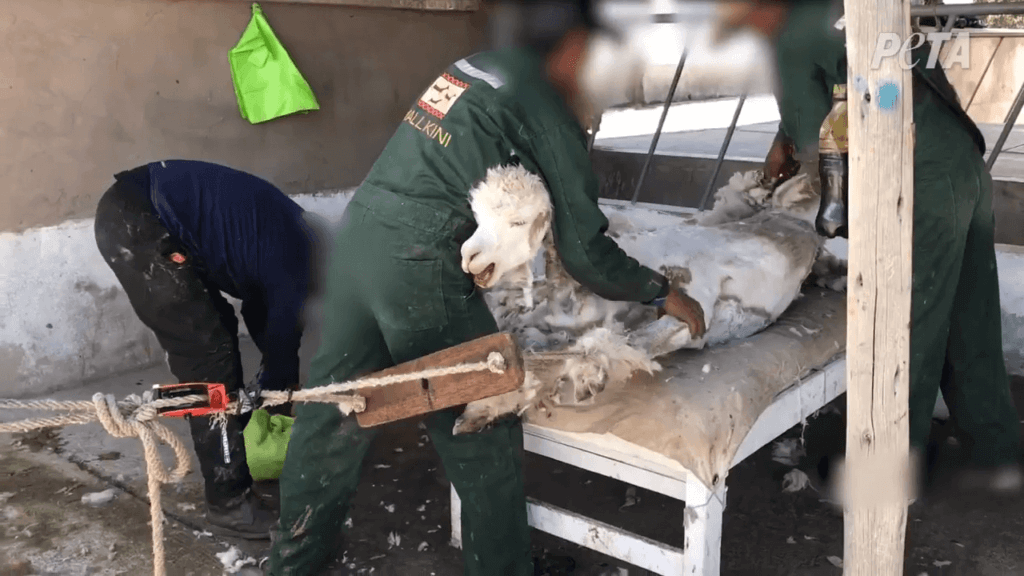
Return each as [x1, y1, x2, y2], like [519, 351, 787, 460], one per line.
[243, 409, 294, 481]
[229, 3, 320, 124]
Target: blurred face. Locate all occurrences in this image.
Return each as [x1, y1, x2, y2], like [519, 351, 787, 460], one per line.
[543, 26, 596, 123]
[715, 0, 791, 42]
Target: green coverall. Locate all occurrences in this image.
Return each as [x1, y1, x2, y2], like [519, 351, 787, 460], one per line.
[773, 0, 1020, 467]
[268, 47, 670, 575]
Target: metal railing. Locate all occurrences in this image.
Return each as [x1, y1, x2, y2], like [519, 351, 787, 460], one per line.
[618, 3, 1024, 204]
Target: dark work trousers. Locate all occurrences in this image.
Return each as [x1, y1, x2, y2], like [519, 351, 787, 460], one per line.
[268, 184, 533, 576]
[906, 96, 1021, 468]
[93, 171, 255, 510]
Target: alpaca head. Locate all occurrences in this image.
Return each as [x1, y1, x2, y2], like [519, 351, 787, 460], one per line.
[461, 164, 553, 289]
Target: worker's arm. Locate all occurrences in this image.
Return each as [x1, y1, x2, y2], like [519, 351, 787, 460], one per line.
[518, 122, 669, 304]
[772, 0, 849, 154]
[773, 45, 834, 154]
[255, 223, 313, 393]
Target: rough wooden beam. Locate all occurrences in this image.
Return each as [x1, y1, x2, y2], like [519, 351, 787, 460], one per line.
[842, 0, 914, 572]
[354, 333, 525, 427]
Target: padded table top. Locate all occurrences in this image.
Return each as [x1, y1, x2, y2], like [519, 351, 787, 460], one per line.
[522, 286, 846, 489]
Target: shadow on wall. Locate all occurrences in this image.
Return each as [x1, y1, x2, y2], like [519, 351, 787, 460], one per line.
[0, 0, 487, 395]
[0, 0, 487, 234]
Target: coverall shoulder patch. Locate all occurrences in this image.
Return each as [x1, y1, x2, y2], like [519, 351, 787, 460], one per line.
[417, 73, 469, 119]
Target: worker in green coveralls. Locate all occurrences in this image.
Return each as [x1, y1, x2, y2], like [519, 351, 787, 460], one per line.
[718, 0, 1022, 497]
[263, 30, 708, 576]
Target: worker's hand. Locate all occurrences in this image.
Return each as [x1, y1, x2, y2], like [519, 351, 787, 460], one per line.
[658, 288, 707, 339]
[763, 133, 800, 188]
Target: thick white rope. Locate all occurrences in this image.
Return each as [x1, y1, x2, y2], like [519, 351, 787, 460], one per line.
[0, 351, 510, 576]
[254, 351, 508, 412]
[0, 392, 195, 576]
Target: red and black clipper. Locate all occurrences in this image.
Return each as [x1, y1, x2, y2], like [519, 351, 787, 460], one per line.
[151, 383, 229, 418]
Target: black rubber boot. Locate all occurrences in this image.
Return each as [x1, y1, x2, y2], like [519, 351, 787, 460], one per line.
[207, 488, 278, 540]
[252, 479, 281, 511]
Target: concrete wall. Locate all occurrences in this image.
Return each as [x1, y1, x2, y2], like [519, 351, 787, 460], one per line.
[0, 0, 487, 393]
[6, 193, 1024, 399]
[0, 0, 486, 234]
[821, 239, 1024, 377]
[0, 191, 357, 398]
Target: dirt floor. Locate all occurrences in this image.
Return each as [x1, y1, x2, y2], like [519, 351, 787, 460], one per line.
[2, 360, 1023, 576]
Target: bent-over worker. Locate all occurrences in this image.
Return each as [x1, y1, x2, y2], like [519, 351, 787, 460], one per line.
[264, 39, 707, 576]
[723, 0, 1022, 495]
[94, 160, 325, 539]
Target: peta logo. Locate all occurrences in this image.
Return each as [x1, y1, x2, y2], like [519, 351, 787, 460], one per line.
[871, 31, 971, 70]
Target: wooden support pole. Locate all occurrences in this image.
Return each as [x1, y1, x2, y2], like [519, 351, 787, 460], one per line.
[842, 0, 914, 572]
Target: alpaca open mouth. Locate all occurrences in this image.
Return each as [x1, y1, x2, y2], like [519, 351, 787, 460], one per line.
[473, 263, 496, 287]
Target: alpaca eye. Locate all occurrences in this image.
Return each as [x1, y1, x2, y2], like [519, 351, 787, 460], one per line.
[511, 221, 527, 227]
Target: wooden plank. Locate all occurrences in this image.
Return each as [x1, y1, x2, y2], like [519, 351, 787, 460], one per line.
[843, 0, 914, 571]
[683, 475, 726, 576]
[355, 333, 525, 427]
[523, 430, 689, 500]
[218, 0, 479, 11]
[454, 477, 710, 575]
[523, 424, 690, 482]
[450, 483, 463, 548]
[525, 497, 687, 575]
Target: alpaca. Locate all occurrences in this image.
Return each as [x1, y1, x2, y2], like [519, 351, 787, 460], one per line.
[453, 165, 844, 434]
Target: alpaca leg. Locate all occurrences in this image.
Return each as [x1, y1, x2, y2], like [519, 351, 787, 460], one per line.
[810, 250, 848, 292]
[522, 265, 534, 310]
[565, 356, 609, 405]
[453, 373, 543, 435]
[628, 315, 694, 358]
[454, 391, 524, 435]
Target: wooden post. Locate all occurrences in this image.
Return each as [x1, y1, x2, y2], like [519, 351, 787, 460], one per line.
[842, 0, 914, 572]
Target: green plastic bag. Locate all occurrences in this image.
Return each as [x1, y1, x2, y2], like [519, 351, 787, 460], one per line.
[243, 409, 294, 481]
[229, 3, 320, 124]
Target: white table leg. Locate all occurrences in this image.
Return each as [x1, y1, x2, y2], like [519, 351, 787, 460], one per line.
[450, 483, 463, 549]
[683, 473, 726, 576]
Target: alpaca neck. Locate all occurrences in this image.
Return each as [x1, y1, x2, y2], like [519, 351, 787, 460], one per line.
[542, 231, 574, 288]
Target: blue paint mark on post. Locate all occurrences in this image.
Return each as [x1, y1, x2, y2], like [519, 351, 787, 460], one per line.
[878, 83, 899, 110]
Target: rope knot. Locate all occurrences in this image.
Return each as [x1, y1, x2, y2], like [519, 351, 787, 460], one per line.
[92, 392, 136, 439]
[486, 352, 507, 373]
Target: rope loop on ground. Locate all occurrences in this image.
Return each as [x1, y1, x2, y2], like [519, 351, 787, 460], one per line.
[0, 350, 518, 576]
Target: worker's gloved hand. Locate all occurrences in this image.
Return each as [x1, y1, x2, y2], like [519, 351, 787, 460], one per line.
[653, 288, 707, 339]
[251, 367, 295, 418]
[763, 132, 801, 188]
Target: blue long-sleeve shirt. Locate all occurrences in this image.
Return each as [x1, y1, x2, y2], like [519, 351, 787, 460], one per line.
[147, 160, 313, 392]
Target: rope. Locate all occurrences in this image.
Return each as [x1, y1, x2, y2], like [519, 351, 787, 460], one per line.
[255, 351, 507, 412]
[0, 351, 510, 576]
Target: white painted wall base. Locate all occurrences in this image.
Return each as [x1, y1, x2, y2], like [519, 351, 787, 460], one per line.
[822, 238, 1024, 378]
[0, 189, 355, 398]
[2, 192, 1023, 398]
